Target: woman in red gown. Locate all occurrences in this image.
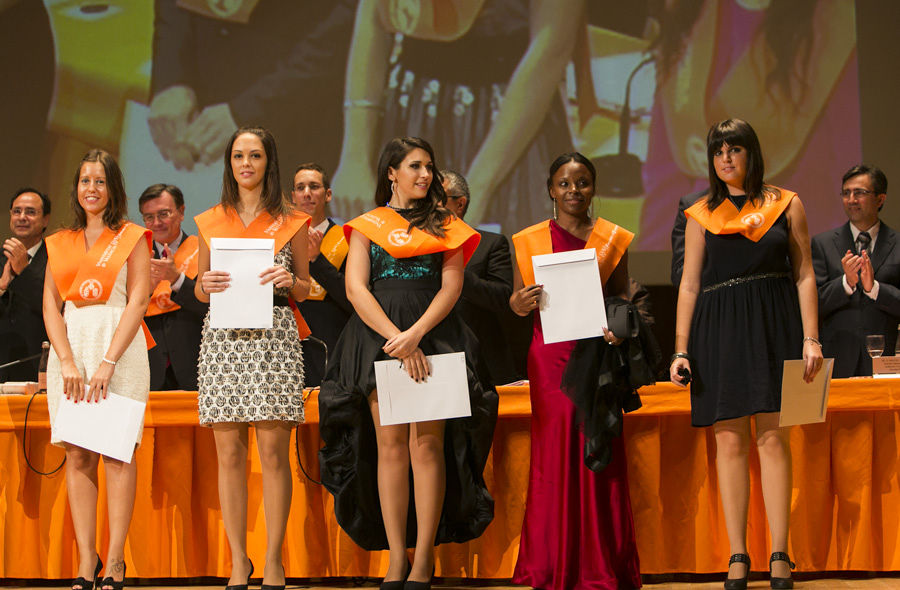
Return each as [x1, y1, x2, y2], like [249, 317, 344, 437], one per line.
[509, 152, 641, 590]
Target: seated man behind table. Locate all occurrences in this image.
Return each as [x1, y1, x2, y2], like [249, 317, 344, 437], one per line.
[291, 163, 351, 387]
[0, 188, 50, 381]
[812, 164, 900, 377]
[140, 183, 207, 390]
[442, 170, 519, 384]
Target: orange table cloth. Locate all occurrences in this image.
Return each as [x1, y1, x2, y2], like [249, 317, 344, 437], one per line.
[0, 380, 898, 579]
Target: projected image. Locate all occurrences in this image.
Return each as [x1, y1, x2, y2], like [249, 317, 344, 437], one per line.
[21, 0, 860, 256]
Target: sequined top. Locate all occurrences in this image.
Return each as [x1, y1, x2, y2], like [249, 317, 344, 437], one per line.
[370, 242, 441, 282]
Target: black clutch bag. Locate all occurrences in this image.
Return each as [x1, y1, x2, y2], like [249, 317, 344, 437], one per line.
[606, 298, 639, 340]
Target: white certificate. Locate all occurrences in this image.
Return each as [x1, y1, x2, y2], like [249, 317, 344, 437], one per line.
[53, 391, 146, 463]
[532, 249, 607, 344]
[779, 358, 835, 427]
[210, 238, 274, 329]
[374, 352, 471, 425]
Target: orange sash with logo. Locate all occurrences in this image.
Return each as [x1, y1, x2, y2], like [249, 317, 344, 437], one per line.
[344, 207, 480, 265]
[145, 235, 200, 317]
[46, 223, 156, 348]
[685, 187, 796, 241]
[308, 223, 349, 301]
[176, 0, 260, 24]
[194, 205, 312, 339]
[512, 219, 633, 287]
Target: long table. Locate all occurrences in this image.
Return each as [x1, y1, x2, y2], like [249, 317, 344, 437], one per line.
[1, 380, 898, 579]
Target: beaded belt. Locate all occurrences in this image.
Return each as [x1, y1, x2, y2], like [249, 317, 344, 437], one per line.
[702, 271, 792, 293]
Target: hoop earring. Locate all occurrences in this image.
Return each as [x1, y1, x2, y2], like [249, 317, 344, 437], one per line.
[552, 200, 558, 220]
[391, 180, 397, 197]
[589, 199, 595, 219]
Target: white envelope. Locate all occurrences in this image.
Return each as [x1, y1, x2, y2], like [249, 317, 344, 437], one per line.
[532, 249, 607, 344]
[374, 352, 471, 425]
[210, 238, 274, 329]
[53, 391, 146, 463]
[779, 358, 835, 427]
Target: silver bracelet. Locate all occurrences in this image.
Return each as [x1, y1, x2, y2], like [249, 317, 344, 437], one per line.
[101, 357, 116, 366]
[803, 336, 822, 347]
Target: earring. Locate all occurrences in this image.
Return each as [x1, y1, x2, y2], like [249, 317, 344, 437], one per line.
[589, 199, 595, 219]
[391, 180, 397, 196]
[552, 200, 558, 220]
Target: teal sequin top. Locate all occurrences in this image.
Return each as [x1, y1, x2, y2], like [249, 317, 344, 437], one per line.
[370, 242, 441, 282]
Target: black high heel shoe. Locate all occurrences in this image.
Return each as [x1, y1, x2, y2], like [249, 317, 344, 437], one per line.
[98, 561, 126, 590]
[225, 559, 254, 590]
[261, 563, 286, 590]
[71, 554, 102, 590]
[724, 553, 750, 590]
[380, 558, 411, 590]
[769, 551, 796, 589]
[403, 563, 435, 590]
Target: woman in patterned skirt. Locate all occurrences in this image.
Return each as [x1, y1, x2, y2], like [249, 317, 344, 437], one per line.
[194, 126, 311, 590]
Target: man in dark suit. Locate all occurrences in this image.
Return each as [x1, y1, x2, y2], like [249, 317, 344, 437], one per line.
[140, 184, 207, 390]
[442, 170, 519, 384]
[291, 163, 352, 387]
[812, 164, 900, 377]
[0, 189, 50, 381]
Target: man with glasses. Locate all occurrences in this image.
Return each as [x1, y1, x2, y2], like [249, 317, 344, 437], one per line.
[812, 164, 900, 377]
[139, 183, 207, 390]
[442, 170, 520, 384]
[0, 188, 50, 381]
[291, 163, 351, 386]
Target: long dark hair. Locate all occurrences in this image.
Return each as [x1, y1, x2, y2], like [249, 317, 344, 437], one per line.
[221, 126, 291, 218]
[375, 137, 451, 237]
[705, 119, 778, 211]
[70, 149, 128, 230]
[546, 152, 597, 194]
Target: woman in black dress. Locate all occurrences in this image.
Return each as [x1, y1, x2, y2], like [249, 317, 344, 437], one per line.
[669, 119, 823, 590]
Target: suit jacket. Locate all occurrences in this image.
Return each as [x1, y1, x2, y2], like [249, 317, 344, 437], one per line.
[812, 221, 900, 377]
[145, 232, 207, 390]
[670, 190, 706, 291]
[0, 242, 47, 381]
[299, 219, 352, 387]
[457, 230, 519, 384]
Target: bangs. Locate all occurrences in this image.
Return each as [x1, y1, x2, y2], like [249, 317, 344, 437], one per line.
[707, 124, 750, 158]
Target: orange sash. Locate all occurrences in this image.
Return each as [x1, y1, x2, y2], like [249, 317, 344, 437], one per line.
[344, 207, 480, 265]
[176, 0, 260, 24]
[145, 236, 200, 317]
[194, 205, 312, 340]
[308, 223, 349, 301]
[512, 219, 633, 287]
[685, 187, 796, 241]
[45, 223, 156, 349]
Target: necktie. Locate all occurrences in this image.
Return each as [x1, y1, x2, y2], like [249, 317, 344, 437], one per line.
[857, 231, 871, 255]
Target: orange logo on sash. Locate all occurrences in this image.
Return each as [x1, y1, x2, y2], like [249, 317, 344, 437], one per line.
[153, 292, 175, 310]
[345, 207, 480, 264]
[79, 279, 103, 301]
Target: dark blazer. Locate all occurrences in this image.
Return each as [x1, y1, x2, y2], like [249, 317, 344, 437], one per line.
[457, 230, 519, 385]
[812, 221, 900, 377]
[0, 242, 47, 381]
[299, 219, 352, 387]
[670, 190, 706, 292]
[145, 232, 207, 390]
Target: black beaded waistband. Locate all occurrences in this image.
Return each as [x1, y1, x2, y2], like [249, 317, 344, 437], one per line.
[373, 279, 441, 292]
[702, 272, 792, 294]
[274, 295, 292, 307]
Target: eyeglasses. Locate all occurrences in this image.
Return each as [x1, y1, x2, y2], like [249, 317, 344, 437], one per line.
[840, 188, 876, 199]
[141, 210, 175, 223]
[10, 207, 41, 217]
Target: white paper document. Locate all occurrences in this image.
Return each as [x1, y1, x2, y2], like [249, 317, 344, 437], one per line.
[779, 358, 834, 427]
[210, 238, 274, 329]
[53, 391, 146, 463]
[374, 352, 471, 425]
[532, 249, 607, 344]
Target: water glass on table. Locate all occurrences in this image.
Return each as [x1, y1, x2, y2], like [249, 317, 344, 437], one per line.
[866, 334, 885, 359]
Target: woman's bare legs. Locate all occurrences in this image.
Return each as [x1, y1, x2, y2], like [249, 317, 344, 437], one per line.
[755, 413, 793, 579]
[255, 421, 294, 586]
[369, 391, 411, 582]
[64, 444, 101, 588]
[100, 446, 138, 588]
[713, 417, 752, 580]
[407, 419, 445, 583]
[213, 423, 253, 586]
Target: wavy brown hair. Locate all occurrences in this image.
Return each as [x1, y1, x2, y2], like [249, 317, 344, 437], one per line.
[374, 137, 451, 237]
[221, 126, 291, 218]
[69, 149, 128, 230]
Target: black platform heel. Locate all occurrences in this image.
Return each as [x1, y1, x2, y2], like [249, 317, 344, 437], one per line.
[724, 553, 750, 590]
[71, 554, 102, 590]
[769, 551, 796, 589]
[98, 562, 126, 590]
[225, 559, 254, 590]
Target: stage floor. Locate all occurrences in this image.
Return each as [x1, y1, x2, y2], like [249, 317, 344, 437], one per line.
[5, 579, 900, 589]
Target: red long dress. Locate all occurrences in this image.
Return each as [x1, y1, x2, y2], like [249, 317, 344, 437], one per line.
[512, 220, 641, 590]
